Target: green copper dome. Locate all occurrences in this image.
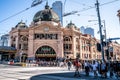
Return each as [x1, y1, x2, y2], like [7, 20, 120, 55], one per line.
[15, 21, 28, 29]
[33, 3, 60, 22]
[66, 21, 77, 28]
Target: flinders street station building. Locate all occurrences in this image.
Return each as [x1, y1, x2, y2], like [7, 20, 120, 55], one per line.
[8, 4, 120, 62]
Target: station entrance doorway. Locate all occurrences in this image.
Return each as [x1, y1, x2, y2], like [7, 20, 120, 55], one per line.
[35, 45, 56, 61]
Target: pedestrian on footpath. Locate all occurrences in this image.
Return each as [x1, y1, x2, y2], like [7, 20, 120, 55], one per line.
[84, 61, 90, 76]
[92, 60, 98, 78]
[67, 60, 72, 70]
[73, 58, 81, 77]
[110, 61, 114, 78]
[98, 61, 102, 77]
[113, 61, 120, 79]
[100, 61, 107, 78]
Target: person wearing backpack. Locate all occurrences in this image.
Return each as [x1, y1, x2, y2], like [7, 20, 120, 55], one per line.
[73, 58, 81, 77]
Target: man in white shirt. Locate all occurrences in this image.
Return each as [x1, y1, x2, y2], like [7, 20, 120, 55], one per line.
[92, 61, 98, 77]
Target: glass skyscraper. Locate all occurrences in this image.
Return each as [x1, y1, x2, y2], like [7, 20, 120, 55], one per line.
[80, 26, 85, 34]
[80, 26, 94, 37]
[52, 1, 63, 25]
[0, 34, 9, 46]
[84, 27, 94, 37]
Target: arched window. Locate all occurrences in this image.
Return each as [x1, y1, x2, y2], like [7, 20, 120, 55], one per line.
[63, 36, 72, 54]
[21, 36, 28, 41]
[20, 36, 28, 50]
[63, 37, 71, 41]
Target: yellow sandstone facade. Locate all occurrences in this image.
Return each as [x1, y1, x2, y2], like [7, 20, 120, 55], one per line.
[9, 4, 120, 61]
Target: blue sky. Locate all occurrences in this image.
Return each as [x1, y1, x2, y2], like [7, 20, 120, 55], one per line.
[0, 0, 120, 42]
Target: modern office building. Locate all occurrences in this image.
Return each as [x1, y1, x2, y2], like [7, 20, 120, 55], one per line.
[80, 26, 85, 34]
[52, 1, 63, 25]
[80, 26, 94, 37]
[0, 34, 16, 61]
[0, 34, 9, 46]
[84, 27, 94, 37]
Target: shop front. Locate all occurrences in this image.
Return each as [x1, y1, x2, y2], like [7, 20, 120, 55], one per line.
[35, 45, 56, 61]
[0, 46, 16, 61]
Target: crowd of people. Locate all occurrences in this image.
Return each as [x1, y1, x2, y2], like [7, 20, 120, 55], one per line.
[66, 58, 120, 79]
[6, 58, 120, 79]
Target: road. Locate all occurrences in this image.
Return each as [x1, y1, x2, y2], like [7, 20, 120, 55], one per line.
[0, 64, 118, 80]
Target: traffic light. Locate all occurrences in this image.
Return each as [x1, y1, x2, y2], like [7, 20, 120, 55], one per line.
[110, 52, 113, 57]
[96, 43, 101, 52]
[102, 41, 106, 47]
[105, 49, 109, 60]
[105, 49, 109, 57]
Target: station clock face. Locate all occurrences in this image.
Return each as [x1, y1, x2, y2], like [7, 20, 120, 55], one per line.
[44, 27, 49, 32]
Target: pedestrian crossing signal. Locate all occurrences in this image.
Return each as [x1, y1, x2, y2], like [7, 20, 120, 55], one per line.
[110, 52, 113, 57]
[105, 49, 109, 56]
[96, 43, 101, 52]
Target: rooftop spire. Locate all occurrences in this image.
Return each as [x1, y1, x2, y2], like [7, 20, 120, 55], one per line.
[45, 1, 49, 9]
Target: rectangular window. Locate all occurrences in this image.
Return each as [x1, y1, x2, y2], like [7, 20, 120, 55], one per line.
[23, 44, 28, 50]
[34, 34, 58, 40]
[11, 44, 15, 48]
[19, 44, 21, 49]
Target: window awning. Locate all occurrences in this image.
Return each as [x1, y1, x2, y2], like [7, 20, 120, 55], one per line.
[0, 46, 16, 53]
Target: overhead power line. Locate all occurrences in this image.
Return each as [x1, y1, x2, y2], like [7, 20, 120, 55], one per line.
[0, 0, 43, 23]
[0, 7, 31, 23]
[0, 0, 119, 22]
[100, 0, 119, 6]
[63, 0, 120, 17]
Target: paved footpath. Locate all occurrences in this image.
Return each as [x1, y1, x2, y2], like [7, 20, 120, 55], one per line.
[30, 71, 120, 80]
[0, 64, 119, 80]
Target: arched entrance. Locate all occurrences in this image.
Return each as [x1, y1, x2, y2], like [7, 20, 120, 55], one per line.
[35, 45, 56, 61]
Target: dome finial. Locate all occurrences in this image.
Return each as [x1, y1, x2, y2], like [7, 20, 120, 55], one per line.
[70, 20, 72, 24]
[20, 20, 23, 22]
[45, 1, 49, 9]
